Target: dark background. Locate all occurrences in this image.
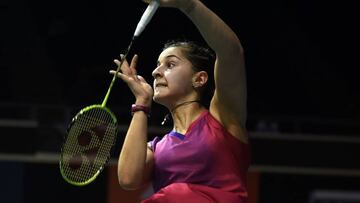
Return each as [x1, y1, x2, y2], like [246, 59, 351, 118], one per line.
[1, 0, 359, 202]
[1, 0, 359, 120]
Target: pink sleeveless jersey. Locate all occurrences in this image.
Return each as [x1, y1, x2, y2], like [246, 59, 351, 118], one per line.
[142, 110, 250, 203]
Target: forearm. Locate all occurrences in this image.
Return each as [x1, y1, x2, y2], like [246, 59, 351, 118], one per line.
[180, 0, 243, 56]
[117, 111, 148, 189]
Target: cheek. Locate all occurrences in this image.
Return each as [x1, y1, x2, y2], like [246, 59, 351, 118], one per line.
[166, 68, 192, 84]
[170, 77, 193, 94]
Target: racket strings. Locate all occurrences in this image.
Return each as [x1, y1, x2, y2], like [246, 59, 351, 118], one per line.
[61, 107, 117, 183]
[63, 112, 113, 181]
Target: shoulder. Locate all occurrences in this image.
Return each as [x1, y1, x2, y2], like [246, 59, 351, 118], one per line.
[209, 93, 248, 144]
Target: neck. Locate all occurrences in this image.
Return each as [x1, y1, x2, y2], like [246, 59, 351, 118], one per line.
[170, 100, 201, 113]
[161, 100, 201, 126]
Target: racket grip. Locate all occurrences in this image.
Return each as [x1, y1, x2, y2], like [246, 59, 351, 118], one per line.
[134, 0, 160, 37]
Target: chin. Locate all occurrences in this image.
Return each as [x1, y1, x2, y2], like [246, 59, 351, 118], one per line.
[153, 94, 169, 107]
[153, 94, 163, 104]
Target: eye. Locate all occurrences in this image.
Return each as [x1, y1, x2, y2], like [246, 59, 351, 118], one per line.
[167, 61, 176, 68]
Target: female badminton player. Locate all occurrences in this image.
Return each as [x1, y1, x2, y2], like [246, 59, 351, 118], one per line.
[111, 0, 250, 202]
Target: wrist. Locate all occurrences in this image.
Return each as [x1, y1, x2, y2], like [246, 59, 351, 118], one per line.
[135, 97, 152, 107]
[131, 104, 151, 117]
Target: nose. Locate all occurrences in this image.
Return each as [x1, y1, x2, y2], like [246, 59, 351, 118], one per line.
[152, 65, 163, 79]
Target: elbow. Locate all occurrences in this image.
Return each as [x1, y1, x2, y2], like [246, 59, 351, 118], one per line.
[231, 40, 244, 55]
[118, 175, 142, 191]
[221, 39, 244, 59]
[229, 33, 244, 55]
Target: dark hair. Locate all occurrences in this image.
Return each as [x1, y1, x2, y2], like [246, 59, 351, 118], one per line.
[163, 40, 216, 108]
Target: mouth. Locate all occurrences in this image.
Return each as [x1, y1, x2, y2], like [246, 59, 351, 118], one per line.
[155, 83, 167, 87]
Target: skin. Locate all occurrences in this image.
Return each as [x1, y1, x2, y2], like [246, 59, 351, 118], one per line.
[152, 47, 204, 108]
[111, 0, 247, 191]
[153, 46, 209, 133]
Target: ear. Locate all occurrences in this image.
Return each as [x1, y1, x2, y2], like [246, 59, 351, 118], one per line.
[192, 71, 208, 88]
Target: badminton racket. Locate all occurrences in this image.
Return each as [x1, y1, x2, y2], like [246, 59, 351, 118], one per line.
[59, 0, 160, 186]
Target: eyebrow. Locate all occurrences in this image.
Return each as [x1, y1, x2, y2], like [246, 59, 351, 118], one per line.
[157, 54, 182, 64]
[165, 55, 181, 60]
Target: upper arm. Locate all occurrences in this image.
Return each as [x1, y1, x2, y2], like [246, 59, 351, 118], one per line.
[209, 44, 248, 142]
[180, 0, 248, 141]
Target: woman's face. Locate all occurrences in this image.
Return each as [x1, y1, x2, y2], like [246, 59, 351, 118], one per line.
[152, 46, 196, 106]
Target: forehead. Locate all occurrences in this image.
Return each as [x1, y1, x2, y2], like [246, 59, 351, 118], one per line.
[158, 46, 186, 62]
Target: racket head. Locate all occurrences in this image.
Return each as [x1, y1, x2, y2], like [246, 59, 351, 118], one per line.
[59, 104, 118, 186]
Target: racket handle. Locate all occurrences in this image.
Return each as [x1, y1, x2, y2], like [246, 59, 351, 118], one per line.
[134, 0, 160, 37]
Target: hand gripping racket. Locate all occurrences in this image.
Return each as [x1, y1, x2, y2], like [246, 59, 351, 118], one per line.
[59, 0, 160, 186]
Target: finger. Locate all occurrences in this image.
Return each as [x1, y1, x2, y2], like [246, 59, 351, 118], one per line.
[120, 54, 130, 68]
[113, 59, 123, 73]
[110, 70, 120, 76]
[115, 54, 132, 75]
[113, 59, 128, 75]
[114, 54, 126, 66]
[137, 75, 148, 83]
[110, 70, 131, 83]
[113, 59, 121, 66]
[130, 54, 139, 76]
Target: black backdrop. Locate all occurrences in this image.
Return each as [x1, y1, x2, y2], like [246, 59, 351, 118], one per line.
[1, 0, 358, 119]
